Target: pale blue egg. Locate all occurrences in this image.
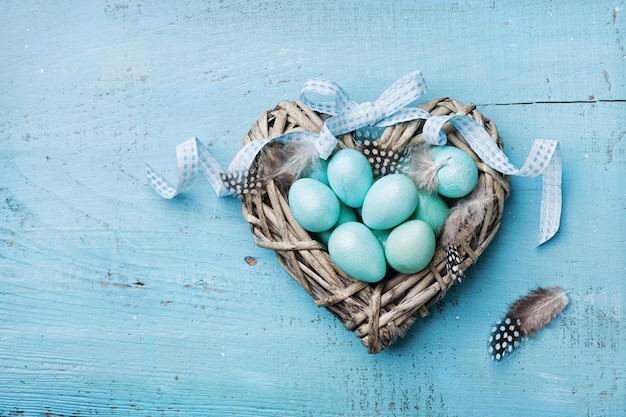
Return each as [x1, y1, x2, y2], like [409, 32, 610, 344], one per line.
[327, 149, 373, 208]
[361, 174, 419, 230]
[411, 189, 449, 235]
[288, 178, 340, 232]
[328, 222, 387, 283]
[430, 146, 478, 198]
[303, 158, 329, 185]
[317, 202, 358, 245]
[372, 228, 392, 248]
[385, 220, 436, 274]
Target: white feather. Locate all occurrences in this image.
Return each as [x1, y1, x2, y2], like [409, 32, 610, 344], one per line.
[401, 142, 448, 193]
[258, 138, 321, 189]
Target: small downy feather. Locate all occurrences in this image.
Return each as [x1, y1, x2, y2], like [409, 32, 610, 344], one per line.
[259, 138, 321, 190]
[440, 182, 492, 282]
[225, 138, 322, 196]
[401, 142, 449, 193]
[488, 286, 569, 361]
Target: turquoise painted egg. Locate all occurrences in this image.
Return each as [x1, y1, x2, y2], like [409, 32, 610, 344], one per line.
[431, 146, 478, 198]
[361, 174, 419, 230]
[385, 220, 436, 274]
[327, 149, 373, 208]
[328, 222, 387, 283]
[411, 189, 449, 235]
[303, 158, 329, 185]
[288, 178, 340, 233]
[317, 202, 358, 245]
[372, 228, 392, 249]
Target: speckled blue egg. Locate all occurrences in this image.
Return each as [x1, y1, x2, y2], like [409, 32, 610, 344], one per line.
[328, 222, 387, 283]
[361, 174, 419, 230]
[317, 202, 358, 245]
[327, 149, 373, 208]
[385, 220, 436, 274]
[288, 178, 340, 233]
[430, 146, 478, 198]
[411, 189, 449, 235]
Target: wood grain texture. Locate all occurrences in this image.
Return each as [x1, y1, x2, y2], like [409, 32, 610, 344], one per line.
[1, 0, 624, 416]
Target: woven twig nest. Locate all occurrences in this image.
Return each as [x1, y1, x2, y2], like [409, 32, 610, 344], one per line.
[240, 98, 510, 353]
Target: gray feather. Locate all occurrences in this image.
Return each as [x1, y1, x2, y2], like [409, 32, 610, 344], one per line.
[489, 286, 569, 361]
[440, 180, 491, 282]
[507, 286, 570, 337]
[254, 138, 321, 191]
[401, 142, 447, 193]
[441, 183, 491, 247]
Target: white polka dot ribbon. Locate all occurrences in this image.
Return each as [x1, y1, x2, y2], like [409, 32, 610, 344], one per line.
[146, 71, 562, 244]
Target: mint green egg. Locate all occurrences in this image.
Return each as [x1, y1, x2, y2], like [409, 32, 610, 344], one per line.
[411, 189, 449, 235]
[328, 222, 387, 283]
[303, 158, 329, 185]
[372, 228, 392, 249]
[385, 220, 436, 274]
[430, 146, 478, 198]
[327, 149, 373, 208]
[317, 202, 358, 245]
[288, 178, 340, 233]
[361, 174, 419, 230]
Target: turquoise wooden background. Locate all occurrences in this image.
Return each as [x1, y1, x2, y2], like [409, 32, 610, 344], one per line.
[1, 1, 624, 415]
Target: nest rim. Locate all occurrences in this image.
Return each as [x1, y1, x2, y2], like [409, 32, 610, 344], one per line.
[240, 98, 510, 354]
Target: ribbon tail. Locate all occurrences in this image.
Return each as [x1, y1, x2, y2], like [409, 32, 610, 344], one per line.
[427, 115, 563, 245]
[145, 137, 201, 199]
[506, 138, 561, 245]
[147, 131, 331, 200]
[227, 137, 275, 173]
[447, 116, 520, 174]
[196, 139, 232, 197]
[537, 143, 562, 245]
[145, 137, 234, 198]
[145, 164, 179, 199]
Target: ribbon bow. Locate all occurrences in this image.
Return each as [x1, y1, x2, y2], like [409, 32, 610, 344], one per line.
[301, 70, 431, 157]
[146, 71, 562, 244]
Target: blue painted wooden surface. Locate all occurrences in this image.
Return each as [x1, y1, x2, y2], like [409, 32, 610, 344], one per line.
[1, 1, 624, 415]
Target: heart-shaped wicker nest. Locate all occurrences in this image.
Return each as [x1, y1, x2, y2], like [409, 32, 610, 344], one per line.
[240, 98, 510, 353]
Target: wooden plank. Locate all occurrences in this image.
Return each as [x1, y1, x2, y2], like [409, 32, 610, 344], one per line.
[1, 0, 624, 416]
